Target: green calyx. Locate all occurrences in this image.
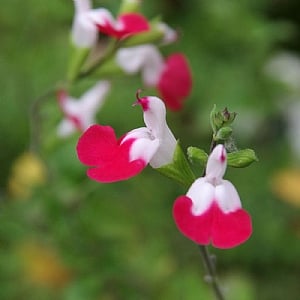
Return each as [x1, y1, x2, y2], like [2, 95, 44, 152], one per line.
[227, 149, 258, 168]
[156, 142, 195, 188]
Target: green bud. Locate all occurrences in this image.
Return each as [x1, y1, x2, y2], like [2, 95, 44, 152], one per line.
[187, 146, 208, 167]
[156, 142, 195, 188]
[227, 149, 258, 168]
[214, 126, 233, 141]
[222, 107, 237, 126]
[210, 105, 223, 133]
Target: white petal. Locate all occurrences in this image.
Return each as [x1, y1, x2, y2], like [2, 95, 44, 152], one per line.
[71, 13, 98, 48]
[79, 80, 110, 112]
[149, 125, 176, 168]
[116, 45, 164, 86]
[186, 178, 215, 216]
[57, 119, 76, 137]
[124, 127, 160, 163]
[88, 8, 115, 27]
[141, 96, 177, 168]
[157, 22, 178, 45]
[215, 180, 242, 213]
[206, 144, 227, 184]
[73, 0, 91, 13]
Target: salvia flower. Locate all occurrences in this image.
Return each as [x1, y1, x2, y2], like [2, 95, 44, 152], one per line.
[57, 80, 110, 137]
[71, 0, 149, 48]
[116, 45, 192, 110]
[76, 95, 177, 182]
[173, 144, 252, 249]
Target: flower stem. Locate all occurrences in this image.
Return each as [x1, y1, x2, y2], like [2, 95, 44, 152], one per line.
[29, 82, 63, 153]
[198, 245, 225, 300]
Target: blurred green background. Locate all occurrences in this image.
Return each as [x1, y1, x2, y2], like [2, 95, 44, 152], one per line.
[1, 0, 300, 299]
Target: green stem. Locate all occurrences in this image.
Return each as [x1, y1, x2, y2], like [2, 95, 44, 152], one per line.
[198, 245, 225, 300]
[29, 82, 64, 153]
[78, 39, 119, 80]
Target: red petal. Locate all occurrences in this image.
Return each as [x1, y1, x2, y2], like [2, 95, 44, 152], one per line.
[173, 196, 212, 245]
[157, 53, 192, 111]
[117, 13, 150, 38]
[77, 125, 118, 165]
[76, 124, 146, 182]
[97, 13, 150, 39]
[173, 197, 252, 249]
[211, 205, 252, 249]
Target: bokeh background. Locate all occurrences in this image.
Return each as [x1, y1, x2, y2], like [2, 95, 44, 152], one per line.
[1, 0, 300, 299]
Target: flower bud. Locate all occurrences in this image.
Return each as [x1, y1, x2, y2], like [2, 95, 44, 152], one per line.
[227, 149, 258, 168]
[214, 126, 233, 141]
[187, 146, 208, 167]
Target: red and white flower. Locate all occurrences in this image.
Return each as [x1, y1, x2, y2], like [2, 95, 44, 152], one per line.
[71, 0, 149, 48]
[57, 80, 110, 137]
[116, 45, 192, 111]
[173, 145, 252, 249]
[76, 95, 177, 182]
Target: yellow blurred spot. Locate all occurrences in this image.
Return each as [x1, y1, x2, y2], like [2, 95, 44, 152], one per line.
[271, 168, 300, 208]
[17, 241, 71, 289]
[7, 152, 46, 199]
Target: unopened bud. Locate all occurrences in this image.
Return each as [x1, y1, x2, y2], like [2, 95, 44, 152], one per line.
[214, 127, 233, 141]
[227, 149, 258, 168]
[187, 147, 208, 167]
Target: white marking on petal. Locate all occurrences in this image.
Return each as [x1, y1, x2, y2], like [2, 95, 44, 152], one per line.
[186, 178, 215, 216]
[215, 180, 242, 213]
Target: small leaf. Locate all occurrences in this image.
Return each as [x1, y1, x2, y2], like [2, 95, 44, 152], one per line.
[187, 147, 208, 167]
[227, 149, 258, 168]
[156, 142, 195, 188]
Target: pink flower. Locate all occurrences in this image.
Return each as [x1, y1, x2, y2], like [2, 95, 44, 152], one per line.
[71, 0, 149, 47]
[76, 95, 177, 182]
[173, 145, 252, 249]
[116, 45, 192, 111]
[57, 81, 110, 137]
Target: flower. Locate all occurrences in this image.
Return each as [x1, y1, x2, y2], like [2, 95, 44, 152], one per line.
[116, 45, 192, 110]
[95, 10, 150, 39]
[173, 145, 252, 249]
[57, 80, 110, 137]
[76, 95, 177, 182]
[71, 0, 149, 48]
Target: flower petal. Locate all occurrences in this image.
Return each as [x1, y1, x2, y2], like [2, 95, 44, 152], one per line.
[116, 45, 164, 86]
[76, 125, 118, 166]
[157, 53, 192, 111]
[96, 12, 149, 39]
[76, 125, 147, 182]
[173, 197, 252, 248]
[211, 204, 252, 249]
[173, 196, 212, 245]
[206, 145, 227, 184]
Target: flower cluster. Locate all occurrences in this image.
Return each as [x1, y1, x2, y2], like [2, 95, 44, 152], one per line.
[55, 0, 252, 251]
[76, 95, 253, 249]
[58, 0, 192, 132]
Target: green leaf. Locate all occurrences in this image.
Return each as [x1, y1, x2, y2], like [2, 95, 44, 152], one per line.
[156, 142, 195, 188]
[227, 149, 258, 168]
